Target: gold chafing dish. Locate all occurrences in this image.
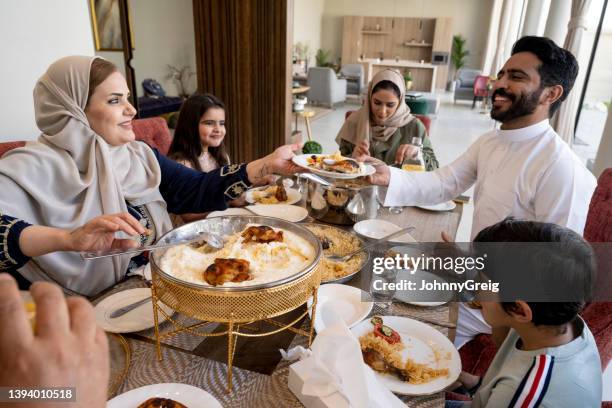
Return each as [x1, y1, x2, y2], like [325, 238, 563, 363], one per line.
[149, 216, 322, 391]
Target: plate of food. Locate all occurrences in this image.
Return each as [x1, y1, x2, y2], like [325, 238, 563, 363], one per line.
[306, 284, 373, 333]
[416, 201, 456, 212]
[302, 223, 369, 283]
[351, 316, 461, 395]
[292, 152, 376, 179]
[107, 383, 222, 408]
[245, 184, 301, 205]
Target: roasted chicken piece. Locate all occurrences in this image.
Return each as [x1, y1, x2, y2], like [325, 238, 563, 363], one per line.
[137, 397, 188, 408]
[274, 184, 288, 202]
[204, 258, 251, 286]
[241, 225, 284, 243]
[362, 348, 409, 382]
[322, 158, 360, 174]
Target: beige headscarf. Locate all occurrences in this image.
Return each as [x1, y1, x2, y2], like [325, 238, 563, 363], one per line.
[0, 56, 172, 296]
[336, 69, 414, 147]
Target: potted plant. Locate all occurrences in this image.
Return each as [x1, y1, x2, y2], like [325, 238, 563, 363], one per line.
[403, 70, 413, 91]
[294, 42, 313, 72]
[165, 64, 195, 98]
[449, 35, 469, 91]
[315, 48, 332, 67]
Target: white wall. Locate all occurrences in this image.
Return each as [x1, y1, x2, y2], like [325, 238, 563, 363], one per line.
[94, 0, 197, 98]
[0, 0, 95, 140]
[294, 0, 326, 66]
[319, 0, 493, 69]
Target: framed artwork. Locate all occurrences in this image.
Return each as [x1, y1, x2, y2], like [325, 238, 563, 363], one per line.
[89, 0, 134, 51]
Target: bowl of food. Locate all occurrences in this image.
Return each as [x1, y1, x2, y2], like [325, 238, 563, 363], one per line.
[149, 216, 322, 323]
[301, 223, 369, 283]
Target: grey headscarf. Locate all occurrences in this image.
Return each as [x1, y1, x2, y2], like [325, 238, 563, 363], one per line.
[0, 56, 172, 296]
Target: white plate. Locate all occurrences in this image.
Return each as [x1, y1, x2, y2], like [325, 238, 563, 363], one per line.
[107, 383, 222, 408]
[95, 288, 173, 333]
[353, 219, 417, 243]
[206, 208, 251, 218]
[416, 201, 456, 212]
[307, 284, 373, 333]
[393, 270, 454, 307]
[245, 204, 308, 222]
[245, 186, 301, 205]
[292, 154, 376, 180]
[351, 316, 461, 395]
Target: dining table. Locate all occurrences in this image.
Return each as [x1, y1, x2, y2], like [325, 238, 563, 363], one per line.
[98, 200, 464, 408]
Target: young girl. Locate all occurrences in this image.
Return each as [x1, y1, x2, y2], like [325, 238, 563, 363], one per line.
[168, 93, 230, 171]
[168, 93, 235, 223]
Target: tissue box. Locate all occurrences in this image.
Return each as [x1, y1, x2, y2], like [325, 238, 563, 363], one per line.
[288, 359, 350, 408]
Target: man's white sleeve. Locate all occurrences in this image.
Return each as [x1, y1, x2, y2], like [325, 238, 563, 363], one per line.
[384, 139, 480, 207]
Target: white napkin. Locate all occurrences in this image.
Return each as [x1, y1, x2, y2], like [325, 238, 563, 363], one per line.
[282, 311, 405, 408]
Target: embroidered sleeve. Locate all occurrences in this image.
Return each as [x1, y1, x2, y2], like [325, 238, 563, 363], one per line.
[0, 214, 32, 271]
[153, 147, 252, 214]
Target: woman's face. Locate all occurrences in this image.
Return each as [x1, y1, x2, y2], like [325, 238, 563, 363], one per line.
[85, 71, 137, 146]
[199, 107, 226, 148]
[370, 88, 400, 124]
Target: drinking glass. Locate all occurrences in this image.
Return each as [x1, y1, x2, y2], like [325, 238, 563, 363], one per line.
[370, 268, 399, 310]
[376, 186, 403, 214]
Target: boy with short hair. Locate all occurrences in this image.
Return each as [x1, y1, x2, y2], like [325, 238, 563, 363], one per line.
[447, 219, 602, 407]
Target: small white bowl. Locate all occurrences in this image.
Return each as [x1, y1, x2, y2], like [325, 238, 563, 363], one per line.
[353, 219, 417, 243]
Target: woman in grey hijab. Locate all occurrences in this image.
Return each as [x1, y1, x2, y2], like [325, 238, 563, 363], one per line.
[0, 56, 301, 296]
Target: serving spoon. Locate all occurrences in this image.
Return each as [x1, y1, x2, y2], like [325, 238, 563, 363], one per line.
[326, 226, 416, 263]
[80, 231, 224, 259]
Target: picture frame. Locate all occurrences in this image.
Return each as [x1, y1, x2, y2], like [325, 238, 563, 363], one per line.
[89, 0, 134, 51]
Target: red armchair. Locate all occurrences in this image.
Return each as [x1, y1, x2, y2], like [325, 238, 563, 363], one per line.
[472, 75, 490, 109]
[0, 117, 172, 158]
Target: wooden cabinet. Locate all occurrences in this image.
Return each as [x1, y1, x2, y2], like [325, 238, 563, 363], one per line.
[341, 16, 453, 92]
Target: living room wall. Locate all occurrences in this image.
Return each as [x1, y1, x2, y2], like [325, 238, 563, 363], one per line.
[295, 0, 493, 70]
[0, 0, 95, 140]
[96, 0, 197, 98]
[293, 0, 326, 68]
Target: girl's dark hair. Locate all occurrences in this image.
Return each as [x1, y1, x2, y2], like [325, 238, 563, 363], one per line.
[168, 93, 229, 171]
[87, 58, 118, 104]
[371, 80, 401, 99]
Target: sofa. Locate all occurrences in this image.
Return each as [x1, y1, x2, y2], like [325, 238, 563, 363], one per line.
[307, 67, 347, 108]
[454, 68, 482, 104]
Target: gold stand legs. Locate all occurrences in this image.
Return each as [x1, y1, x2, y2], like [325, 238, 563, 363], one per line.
[150, 282, 320, 393]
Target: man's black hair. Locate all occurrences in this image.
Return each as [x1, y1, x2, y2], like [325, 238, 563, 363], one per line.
[474, 218, 595, 326]
[511, 36, 578, 117]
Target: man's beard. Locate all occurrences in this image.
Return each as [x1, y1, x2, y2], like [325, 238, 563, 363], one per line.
[490, 87, 543, 123]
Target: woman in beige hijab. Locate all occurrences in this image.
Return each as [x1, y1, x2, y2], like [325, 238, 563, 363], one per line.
[335, 69, 438, 170]
[0, 56, 301, 296]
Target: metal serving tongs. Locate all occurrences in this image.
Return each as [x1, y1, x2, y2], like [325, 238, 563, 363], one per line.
[80, 231, 224, 260]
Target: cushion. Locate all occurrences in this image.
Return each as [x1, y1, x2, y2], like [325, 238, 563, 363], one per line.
[584, 168, 612, 243]
[132, 117, 172, 156]
[0, 141, 26, 158]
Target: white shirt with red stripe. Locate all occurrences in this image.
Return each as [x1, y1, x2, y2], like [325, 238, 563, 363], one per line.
[470, 317, 602, 408]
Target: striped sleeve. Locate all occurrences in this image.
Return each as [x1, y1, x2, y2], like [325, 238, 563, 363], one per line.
[509, 354, 555, 408]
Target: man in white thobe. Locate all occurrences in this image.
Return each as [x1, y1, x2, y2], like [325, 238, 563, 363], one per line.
[364, 36, 597, 348]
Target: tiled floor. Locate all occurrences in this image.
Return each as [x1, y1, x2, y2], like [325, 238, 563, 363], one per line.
[298, 96, 612, 399]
